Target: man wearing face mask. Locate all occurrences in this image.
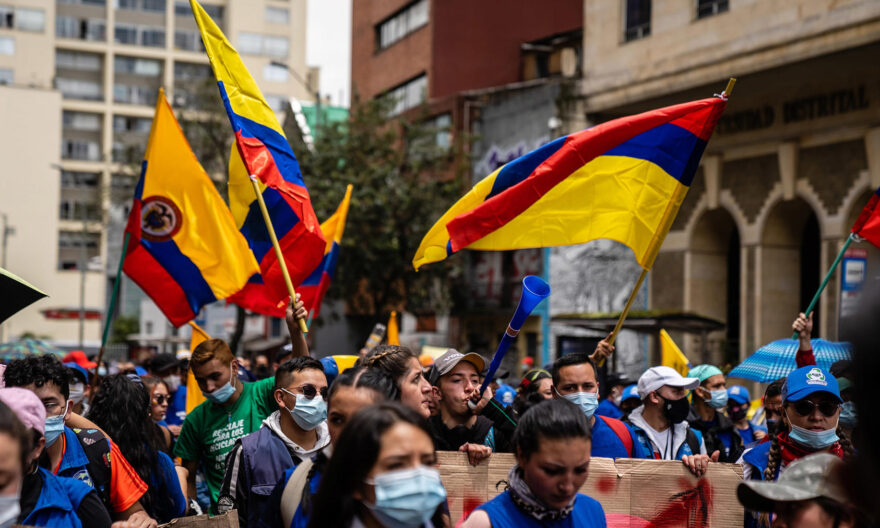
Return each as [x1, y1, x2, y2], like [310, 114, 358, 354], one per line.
[148, 353, 187, 434]
[685, 364, 744, 463]
[626, 366, 719, 476]
[551, 352, 649, 459]
[63, 363, 91, 417]
[726, 385, 767, 446]
[217, 357, 329, 527]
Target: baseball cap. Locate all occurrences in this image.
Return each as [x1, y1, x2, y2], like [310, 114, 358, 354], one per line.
[621, 384, 640, 403]
[782, 366, 841, 403]
[606, 372, 632, 388]
[150, 353, 181, 374]
[320, 356, 340, 386]
[64, 362, 90, 384]
[0, 387, 47, 434]
[737, 453, 847, 513]
[63, 350, 97, 370]
[727, 385, 750, 406]
[637, 366, 700, 399]
[688, 364, 723, 384]
[430, 349, 485, 385]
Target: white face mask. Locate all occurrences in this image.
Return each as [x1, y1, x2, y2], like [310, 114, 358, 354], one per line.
[162, 374, 181, 393]
[69, 382, 85, 404]
[0, 493, 21, 528]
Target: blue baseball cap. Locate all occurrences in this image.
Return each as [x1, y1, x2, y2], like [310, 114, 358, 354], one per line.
[782, 366, 841, 403]
[64, 362, 90, 384]
[320, 356, 339, 386]
[621, 384, 640, 403]
[727, 385, 750, 405]
[494, 384, 516, 406]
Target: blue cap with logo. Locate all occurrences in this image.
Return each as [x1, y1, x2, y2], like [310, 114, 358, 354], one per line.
[320, 356, 340, 386]
[621, 384, 640, 403]
[782, 366, 841, 403]
[727, 385, 750, 405]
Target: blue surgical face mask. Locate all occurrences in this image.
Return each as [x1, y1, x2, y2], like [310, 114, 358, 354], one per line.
[838, 401, 857, 429]
[788, 424, 839, 450]
[562, 391, 599, 419]
[704, 389, 728, 410]
[44, 402, 69, 447]
[203, 367, 236, 404]
[97, 366, 107, 377]
[282, 389, 327, 431]
[365, 466, 447, 528]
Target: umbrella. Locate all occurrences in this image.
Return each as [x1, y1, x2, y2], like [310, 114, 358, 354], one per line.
[728, 338, 852, 383]
[0, 267, 47, 324]
[0, 338, 66, 362]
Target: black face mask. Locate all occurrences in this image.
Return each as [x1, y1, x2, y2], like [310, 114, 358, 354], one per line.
[660, 395, 690, 424]
[729, 407, 747, 422]
[766, 419, 779, 436]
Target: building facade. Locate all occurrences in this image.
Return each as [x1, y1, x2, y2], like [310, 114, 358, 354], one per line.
[579, 0, 880, 368]
[0, 0, 312, 348]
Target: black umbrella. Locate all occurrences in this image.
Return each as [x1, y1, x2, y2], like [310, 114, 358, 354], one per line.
[0, 267, 47, 324]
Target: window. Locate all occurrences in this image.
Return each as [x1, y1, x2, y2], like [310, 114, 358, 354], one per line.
[56, 78, 103, 100]
[696, 0, 728, 19]
[0, 68, 10, 84]
[263, 36, 288, 58]
[113, 84, 157, 105]
[115, 56, 161, 76]
[0, 36, 13, 55]
[141, 27, 165, 47]
[111, 141, 143, 162]
[173, 61, 210, 80]
[60, 172, 101, 222]
[376, 0, 428, 50]
[264, 94, 286, 112]
[430, 113, 451, 149]
[63, 111, 102, 131]
[142, 0, 165, 13]
[56, 50, 102, 71]
[62, 139, 101, 161]
[263, 63, 288, 83]
[59, 0, 106, 4]
[113, 115, 151, 133]
[386, 74, 426, 116]
[175, 1, 221, 21]
[624, 0, 651, 42]
[115, 0, 137, 9]
[0, 6, 12, 29]
[174, 29, 203, 51]
[265, 6, 288, 23]
[61, 170, 100, 189]
[58, 231, 101, 270]
[114, 24, 137, 44]
[238, 32, 262, 55]
[59, 17, 106, 40]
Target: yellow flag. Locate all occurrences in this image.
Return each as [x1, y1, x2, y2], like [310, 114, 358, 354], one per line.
[387, 311, 400, 345]
[660, 328, 691, 377]
[185, 321, 210, 413]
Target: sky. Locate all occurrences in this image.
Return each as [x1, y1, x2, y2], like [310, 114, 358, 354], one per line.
[306, 0, 352, 108]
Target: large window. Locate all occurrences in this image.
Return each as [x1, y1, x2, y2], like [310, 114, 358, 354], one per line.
[265, 6, 288, 23]
[63, 111, 102, 131]
[377, 0, 427, 50]
[62, 139, 101, 161]
[263, 36, 288, 58]
[1, 6, 46, 32]
[0, 36, 14, 55]
[173, 61, 210, 80]
[237, 33, 288, 58]
[114, 24, 165, 47]
[116, 0, 165, 13]
[56, 78, 102, 100]
[113, 84, 157, 105]
[56, 16, 106, 41]
[58, 231, 101, 270]
[113, 115, 152, 133]
[696, 0, 728, 19]
[174, 1, 222, 21]
[624, 0, 651, 42]
[59, 171, 101, 223]
[263, 63, 288, 83]
[386, 74, 427, 116]
[174, 29, 203, 51]
[56, 50, 102, 71]
[0, 6, 11, 28]
[114, 56, 161, 76]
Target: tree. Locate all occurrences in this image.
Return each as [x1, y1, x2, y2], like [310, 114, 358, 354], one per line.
[294, 97, 468, 323]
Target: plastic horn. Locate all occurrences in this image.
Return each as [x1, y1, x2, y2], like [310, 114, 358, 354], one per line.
[478, 275, 550, 397]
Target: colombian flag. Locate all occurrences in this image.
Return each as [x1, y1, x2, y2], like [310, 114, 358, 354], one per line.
[851, 186, 880, 248]
[190, 0, 325, 316]
[413, 95, 728, 271]
[298, 185, 353, 318]
[123, 90, 259, 326]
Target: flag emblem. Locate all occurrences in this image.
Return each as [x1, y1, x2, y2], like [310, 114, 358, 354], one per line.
[141, 196, 183, 242]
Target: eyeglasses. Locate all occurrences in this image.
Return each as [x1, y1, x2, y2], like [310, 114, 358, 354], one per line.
[283, 384, 327, 401]
[152, 394, 169, 405]
[790, 399, 839, 418]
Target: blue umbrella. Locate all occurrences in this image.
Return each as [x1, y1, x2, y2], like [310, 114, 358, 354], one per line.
[0, 338, 66, 362]
[729, 338, 852, 383]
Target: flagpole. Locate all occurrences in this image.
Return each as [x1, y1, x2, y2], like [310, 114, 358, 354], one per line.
[248, 175, 309, 334]
[791, 233, 855, 339]
[90, 231, 131, 399]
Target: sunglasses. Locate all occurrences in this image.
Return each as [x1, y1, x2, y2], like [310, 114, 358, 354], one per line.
[152, 394, 169, 405]
[284, 384, 328, 400]
[790, 399, 839, 418]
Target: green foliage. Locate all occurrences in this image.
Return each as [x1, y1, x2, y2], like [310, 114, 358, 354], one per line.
[295, 97, 468, 318]
[110, 315, 139, 344]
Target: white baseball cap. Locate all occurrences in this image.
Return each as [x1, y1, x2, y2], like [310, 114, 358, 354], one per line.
[637, 366, 700, 399]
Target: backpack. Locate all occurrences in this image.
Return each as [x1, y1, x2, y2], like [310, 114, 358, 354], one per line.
[71, 428, 113, 511]
[280, 458, 313, 528]
[597, 415, 633, 457]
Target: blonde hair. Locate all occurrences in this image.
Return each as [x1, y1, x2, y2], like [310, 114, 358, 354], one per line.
[190, 338, 234, 368]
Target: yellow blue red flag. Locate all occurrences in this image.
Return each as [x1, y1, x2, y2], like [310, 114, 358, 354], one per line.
[660, 329, 692, 378]
[123, 89, 259, 326]
[413, 96, 727, 270]
[185, 321, 209, 412]
[190, 0, 325, 316]
[298, 185, 352, 318]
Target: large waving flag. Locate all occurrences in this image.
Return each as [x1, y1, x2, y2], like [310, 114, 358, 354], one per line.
[123, 90, 259, 327]
[660, 329, 692, 378]
[851, 186, 880, 248]
[298, 185, 353, 318]
[413, 96, 727, 270]
[190, 0, 325, 316]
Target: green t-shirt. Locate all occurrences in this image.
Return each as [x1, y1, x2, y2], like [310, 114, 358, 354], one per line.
[173, 376, 276, 506]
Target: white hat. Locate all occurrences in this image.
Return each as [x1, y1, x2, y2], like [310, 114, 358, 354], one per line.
[637, 366, 700, 399]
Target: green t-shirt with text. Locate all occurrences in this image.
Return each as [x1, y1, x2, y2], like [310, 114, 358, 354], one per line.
[173, 376, 276, 507]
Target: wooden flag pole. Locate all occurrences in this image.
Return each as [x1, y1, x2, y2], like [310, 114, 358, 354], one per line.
[90, 231, 131, 399]
[248, 175, 308, 334]
[791, 233, 855, 339]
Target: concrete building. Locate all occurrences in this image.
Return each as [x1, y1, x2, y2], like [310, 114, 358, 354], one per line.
[0, 0, 313, 349]
[576, 0, 880, 370]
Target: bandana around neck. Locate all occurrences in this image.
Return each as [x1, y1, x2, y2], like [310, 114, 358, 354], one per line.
[506, 465, 576, 522]
[777, 432, 843, 466]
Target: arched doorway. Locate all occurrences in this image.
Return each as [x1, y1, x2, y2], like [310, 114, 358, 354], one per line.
[687, 208, 740, 366]
[759, 198, 820, 345]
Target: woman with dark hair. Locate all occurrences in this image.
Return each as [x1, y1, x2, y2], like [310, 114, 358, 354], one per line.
[307, 402, 448, 528]
[87, 374, 186, 523]
[359, 345, 434, 418]
[463, 399, 606, 527]
[141, 376, 174, 455]
[511, 369, 553, 417]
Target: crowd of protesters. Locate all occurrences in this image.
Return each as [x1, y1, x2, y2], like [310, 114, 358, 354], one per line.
[0, 294, 874, 528]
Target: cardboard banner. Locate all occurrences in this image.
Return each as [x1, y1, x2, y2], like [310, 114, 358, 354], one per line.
[437, 452, 745, 528]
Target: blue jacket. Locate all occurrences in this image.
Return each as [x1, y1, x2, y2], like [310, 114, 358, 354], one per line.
[591, 415, 650, 459]
[166, 386, 187, 426]
[22, 467, 92, 528]
[625, 406, 704, 460]
[742, 441, 775, 481]
[596, 399, 623, 419]
[476, 490, 606, 527]
[148, 451, 187, 523]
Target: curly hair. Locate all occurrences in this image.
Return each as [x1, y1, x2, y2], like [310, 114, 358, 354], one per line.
[4, 355, 71, 400]
[86, 374, 165, 515]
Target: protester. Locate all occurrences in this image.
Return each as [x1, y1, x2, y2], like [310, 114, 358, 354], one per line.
[829, 360, 856, 434]
[254, 354, 273, 380]
[217, 357, 330, 526]
[625, 366, 717, 475]
[358, 344, 433, 418]
[617, 384, 641, 419]
[595, 372, 630, 419]
[140, 376, 173, 454]
[63, 363, 90, 417]
[551, 352, 646, 459]
[462, 399, 606, 527]
[686, 364, 744, 462]
[307, 402, 448, 528]
[727, 385, 767, 445]
[792, 313, 818, 367]
[738, 453, 867, 528]
[427, 349, 515, 464]
[0, 388, 113, 528]
[3, 356, 154, 526]
[511, 368, 553, 417]
[146, 353, 186, 433]
[753, 378, 786, 436]
[87, 374, 187, 524]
